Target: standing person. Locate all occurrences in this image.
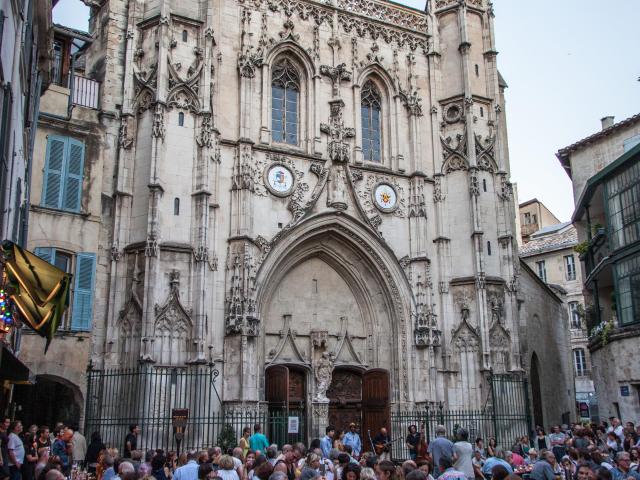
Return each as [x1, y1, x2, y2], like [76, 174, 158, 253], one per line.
[406, 426, 421, 461]
[21, 432, 37, 480]
[85, 432, 106, 473]
[487, 439, 497, 459]
[453, 429, 473, 480]
[239, 428, 251, 459]
[35, 428, 50, 454]
[428, 426, 454, 478]
[1, 417, 11, 480]
[51, 428, 72, 475]
[372, 429, 391, 462]
[534, 429, 549, 452]
[123, 425, 139, 459]
[7, 421, 25, 480]
[344, 425, 362, 459]
[70, 425, 87, 468]
[550, 426, 567, 462]
[173, 451, 200, 480]
[249, 425, 269, 455]
[334, 431, 346, 452]
[274, 448, 297, 480]
[321, 427, 336, 459]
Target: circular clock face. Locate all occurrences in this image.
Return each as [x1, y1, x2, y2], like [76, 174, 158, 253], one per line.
[373, 183, 398, 212]
[266, 164, 295, 196]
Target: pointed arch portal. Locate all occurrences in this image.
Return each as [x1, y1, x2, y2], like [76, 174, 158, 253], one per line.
[256, 213, 412, 441]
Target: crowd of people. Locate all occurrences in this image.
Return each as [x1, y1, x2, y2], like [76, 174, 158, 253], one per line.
[1, 418, 639, 480]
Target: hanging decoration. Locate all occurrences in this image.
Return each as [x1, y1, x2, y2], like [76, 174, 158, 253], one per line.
[0, 287, 14, 333]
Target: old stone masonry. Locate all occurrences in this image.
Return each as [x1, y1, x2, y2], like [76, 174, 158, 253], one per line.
[38, 0, 573, 438]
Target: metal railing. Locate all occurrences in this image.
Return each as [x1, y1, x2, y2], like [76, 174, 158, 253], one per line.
[85, 365, 308, 452]
[86, 367, 528, 458]
[72, 75, 100, 109]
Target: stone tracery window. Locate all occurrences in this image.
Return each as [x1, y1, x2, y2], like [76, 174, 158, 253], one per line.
[361, 80, 382, 163]
[271, 59, 300, 145]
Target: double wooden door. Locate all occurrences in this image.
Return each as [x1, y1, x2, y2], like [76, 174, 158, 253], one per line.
[265, 365, 389, 448]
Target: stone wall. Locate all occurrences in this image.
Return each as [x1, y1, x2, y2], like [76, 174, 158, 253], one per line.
[589, 328, 640, 421]
[518, 261, 575, 427]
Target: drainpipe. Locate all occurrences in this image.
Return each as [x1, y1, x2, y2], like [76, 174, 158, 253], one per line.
[20, 74, 42, 250]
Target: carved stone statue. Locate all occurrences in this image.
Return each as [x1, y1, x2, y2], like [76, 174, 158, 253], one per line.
[314, 351, 334, 402]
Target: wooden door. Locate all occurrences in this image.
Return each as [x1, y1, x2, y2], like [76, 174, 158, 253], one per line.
[361, 369, 390, 452]
[265, 365, 289, 408]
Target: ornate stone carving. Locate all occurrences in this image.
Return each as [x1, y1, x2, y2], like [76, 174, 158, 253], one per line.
[498, 174, 513, 201]
[197, 114, 215, 148]
[469, 169, 480, 196]
[320, 63, 352, 98]
[321, 99, 356, 163]
[441, 133, 470, 173]
[442, 102, 463, 124]
[151, 105, 166, 139]
[475, 134, 497, 172]
[145, 237, 158, 257]
[357, 173, 406, 218]
[433, 174, 445, 203]
[475, 271, 486, 290]
[337, 0, 428, 31]
[110, 242, 123, 262]
[314, 352, 335, 401]
[311, 330, 328, 348]
[119, 116, 133, 149]
[225, 242, 260, 336]
[338, 14, 428, 51]
[399, 87, 423, 116]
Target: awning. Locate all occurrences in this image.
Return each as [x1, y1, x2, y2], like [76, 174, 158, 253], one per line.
[0, 344, 30, 382]
[1, 241, 71, 352]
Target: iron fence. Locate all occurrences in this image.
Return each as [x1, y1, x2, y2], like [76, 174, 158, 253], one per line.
[390, 374, 530, 460]
[86, 368, 528, 458]
[84, 365, 308, 452]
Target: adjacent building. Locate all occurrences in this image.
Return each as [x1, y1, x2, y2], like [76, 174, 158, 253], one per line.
[12, 0, 575, 447]
[0, 0, 54, 410]
[12, 22, 102, 427]
[518, 198, 560, 245]
[519, 215, 596, 420]
[557, 114, 640, 421]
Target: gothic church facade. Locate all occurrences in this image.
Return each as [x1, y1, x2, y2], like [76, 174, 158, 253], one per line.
[20, 0, 575, 438]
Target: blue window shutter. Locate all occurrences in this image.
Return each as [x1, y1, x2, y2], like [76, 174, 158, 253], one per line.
[62, 138, 84, 212]
[34, 247, 54, 264]
[42, 136, 67, 208]
[71, 252, 96, 331]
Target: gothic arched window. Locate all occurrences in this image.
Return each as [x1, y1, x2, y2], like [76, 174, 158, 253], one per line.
[361, 80, 382, 163]
[271, 59, 300, 145]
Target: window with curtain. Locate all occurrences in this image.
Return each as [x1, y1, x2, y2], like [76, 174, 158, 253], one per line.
[361, 80, 382, 163]
[271, 59, 299, 145]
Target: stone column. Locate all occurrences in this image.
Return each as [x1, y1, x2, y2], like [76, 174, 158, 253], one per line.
[311, 401, 330, 440]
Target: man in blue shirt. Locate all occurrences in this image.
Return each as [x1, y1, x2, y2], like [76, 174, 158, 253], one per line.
[481, 449, 513, 477]
[429, 425, 454, 478]
[320, 426, 335, 458]
[343, 424, 362, 458]
[249, 424, 269, 454]
[173, 451, 199, 480]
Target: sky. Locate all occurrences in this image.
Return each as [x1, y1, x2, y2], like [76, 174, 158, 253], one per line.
[53, 0, 640, 222]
